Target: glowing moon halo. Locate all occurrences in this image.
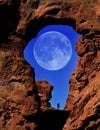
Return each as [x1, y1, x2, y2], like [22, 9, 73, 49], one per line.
[33, 31, 72, 71]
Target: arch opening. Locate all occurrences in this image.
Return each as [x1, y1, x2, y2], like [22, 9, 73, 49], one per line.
[17, 17, 76, 42]
[24, 24, 81, 110]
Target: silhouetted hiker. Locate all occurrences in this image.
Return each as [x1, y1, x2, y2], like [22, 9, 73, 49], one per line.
[57, 103, 60, 109]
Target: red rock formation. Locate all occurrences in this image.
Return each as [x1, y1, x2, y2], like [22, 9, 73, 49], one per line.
[0, 0, 100, 130]
[35, 80, 53, 111]
[64, 35, 100, 130]
[0, 36, 39, 129]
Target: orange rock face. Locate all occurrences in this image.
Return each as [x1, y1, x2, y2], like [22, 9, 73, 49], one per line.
[0, 0, 100, 130]
[35, 80, 53, 111]
[64, 36, 100, 130]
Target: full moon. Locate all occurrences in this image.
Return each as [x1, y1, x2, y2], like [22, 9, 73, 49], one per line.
[33, 31, 72, 70]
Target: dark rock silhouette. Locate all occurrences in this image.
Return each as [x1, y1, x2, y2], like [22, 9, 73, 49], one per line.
[35, 110, 70, 130]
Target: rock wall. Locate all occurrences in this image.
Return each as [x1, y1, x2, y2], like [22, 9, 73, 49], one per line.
[64, 33, 100, 130]
[0, 36, 40, 129]
[35, 80, 53, 111]
[0, 0, 100, 130]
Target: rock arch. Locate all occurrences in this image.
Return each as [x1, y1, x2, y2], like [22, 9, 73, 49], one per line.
[0, 0, 100, 130]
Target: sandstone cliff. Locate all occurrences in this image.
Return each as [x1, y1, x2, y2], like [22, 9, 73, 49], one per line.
[0, 0, 100, 130]
[35, 80, 53, 111]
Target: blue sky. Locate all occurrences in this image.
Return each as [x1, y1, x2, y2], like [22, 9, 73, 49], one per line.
[24, 25, 81, 109]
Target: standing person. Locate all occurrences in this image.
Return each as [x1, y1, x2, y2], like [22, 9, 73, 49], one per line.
[57, 103, 60, 110]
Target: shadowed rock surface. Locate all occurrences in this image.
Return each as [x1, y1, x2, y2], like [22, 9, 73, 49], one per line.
[35, 110, 70, 130]
[0, 0, 100, 130]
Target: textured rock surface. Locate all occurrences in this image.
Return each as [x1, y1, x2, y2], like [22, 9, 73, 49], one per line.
[0, 0, 100, 130]
[0, 36, 39, 129]
[35, 80, 53, 111]
[64, 36, 100, 130]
